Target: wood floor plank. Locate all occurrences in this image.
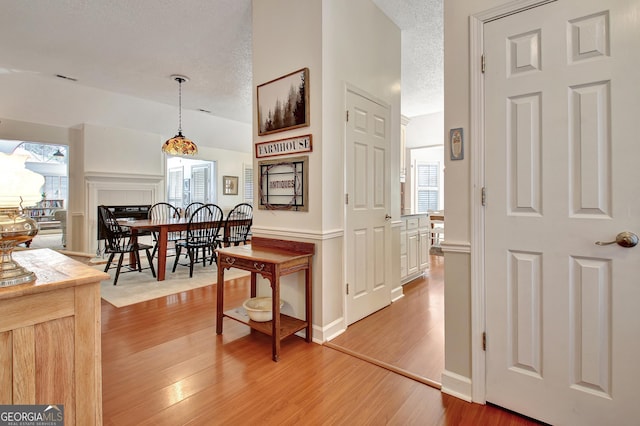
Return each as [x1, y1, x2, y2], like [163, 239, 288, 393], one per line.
[101, 259, 541, 425]
[329, 255, 445, 383]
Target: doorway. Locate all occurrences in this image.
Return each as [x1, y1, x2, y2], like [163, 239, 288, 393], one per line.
[332, 89, 445, 387]
[12, 142, 69, 250]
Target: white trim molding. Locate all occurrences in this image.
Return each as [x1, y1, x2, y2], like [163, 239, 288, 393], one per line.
[85, 175, 162, 254]
[440, 240, 471, 254]
[251, 226, 343, 241]
[441, 370, 473, 402]
[318, 316, 346, 343]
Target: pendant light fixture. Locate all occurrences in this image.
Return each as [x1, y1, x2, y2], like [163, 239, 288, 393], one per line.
[162, 75, 198, 156]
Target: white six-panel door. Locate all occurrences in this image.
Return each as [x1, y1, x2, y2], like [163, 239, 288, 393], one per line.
[484, 0, 640, 424]
[345, 88, 391, 325]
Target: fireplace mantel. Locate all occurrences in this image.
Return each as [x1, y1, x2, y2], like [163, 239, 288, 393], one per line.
[85, 173, 164, 254]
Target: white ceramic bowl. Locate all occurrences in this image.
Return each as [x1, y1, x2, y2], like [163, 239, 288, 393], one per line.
[242, 297, 284, 322]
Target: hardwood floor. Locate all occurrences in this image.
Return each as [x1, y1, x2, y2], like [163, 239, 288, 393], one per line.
[101, 265, 541, 425]
[328, 255, 444, 385]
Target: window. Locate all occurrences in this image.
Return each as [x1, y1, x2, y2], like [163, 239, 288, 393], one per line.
[243, 163, 253, 205]
[15, 142, 68, 204]
[166, 158, 216, 208]
[43, 176, 68, 200]
[415, 161, 440, 213]
[167, 167, 184, 206]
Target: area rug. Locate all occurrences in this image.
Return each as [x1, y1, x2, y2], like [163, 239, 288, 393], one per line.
[99, 262, 249, 308]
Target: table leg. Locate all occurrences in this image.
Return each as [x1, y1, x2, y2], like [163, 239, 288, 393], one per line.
[128, 229, 138, 267]
[250, 272, 257, 298]
[305, 261, 313, 343]
[156, 228, 168, 281]
[216, 260, 225, 334]
[272, 267, 281, 362]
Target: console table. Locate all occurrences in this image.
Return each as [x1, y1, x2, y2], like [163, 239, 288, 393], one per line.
[215, 237, 315, 361]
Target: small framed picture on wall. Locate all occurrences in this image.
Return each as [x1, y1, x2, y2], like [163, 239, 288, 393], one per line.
[450, 128, 464, 161]
[223, 176, 238, 195]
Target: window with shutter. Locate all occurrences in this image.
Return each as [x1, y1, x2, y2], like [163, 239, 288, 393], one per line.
[416, 162, 440, 213]
[191, 165, 208, 203]
[244, 164, 253, 205]
[166, 159, 217, 208]
[167, 167, 183, 206]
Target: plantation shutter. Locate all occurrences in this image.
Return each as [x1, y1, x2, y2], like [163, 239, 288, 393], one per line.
[416, 162, 439, 213]
[167, 167, 183, 206]
[244, 164, 253, 205]
[191, 165, 208, 203]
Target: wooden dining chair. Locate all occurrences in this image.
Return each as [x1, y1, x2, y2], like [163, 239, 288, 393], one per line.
[184, 202, 205, 219]
[98, 205, 156, 285]
[172, 204, 224, 277]
[148, 202, 181, 259]
[216, 203, 253, 248]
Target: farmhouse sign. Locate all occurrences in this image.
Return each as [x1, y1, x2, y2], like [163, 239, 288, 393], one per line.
[255, 134, 312, 159]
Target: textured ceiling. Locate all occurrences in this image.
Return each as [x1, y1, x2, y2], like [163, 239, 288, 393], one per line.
[0, 0, 442, 124]
[372, 0, 443, 117]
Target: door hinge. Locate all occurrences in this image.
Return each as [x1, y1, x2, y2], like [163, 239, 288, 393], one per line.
[345, 193, 349, 205]
[481, 187, 486, 206]
[482, 332, 487, 351]
[481, 54, 486, 73]
[346, 110, 349, 122]
[346, 283, 349, 295]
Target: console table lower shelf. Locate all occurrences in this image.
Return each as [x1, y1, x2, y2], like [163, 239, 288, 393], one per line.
[216, 236, 315, 361]
[223, 306, 308, 338]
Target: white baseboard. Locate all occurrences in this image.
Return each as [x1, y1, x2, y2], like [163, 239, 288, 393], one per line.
[315, 317, 346, 343]
[441, 370, 473, 402]
[391, 286, 404, 302]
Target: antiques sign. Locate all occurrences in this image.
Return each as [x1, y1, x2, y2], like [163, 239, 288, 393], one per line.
[258, 156, 308, 211]
[255, 134, 312, 158]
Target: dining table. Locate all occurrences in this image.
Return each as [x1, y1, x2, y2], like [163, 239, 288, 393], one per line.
[124, 217, 251, 281]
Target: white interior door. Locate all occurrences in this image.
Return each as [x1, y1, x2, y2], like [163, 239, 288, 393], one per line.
[345, 88, 391, 324]
[484, 1, 640, 424]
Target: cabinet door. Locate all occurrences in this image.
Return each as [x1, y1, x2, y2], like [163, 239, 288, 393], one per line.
[419, 227, 430, 270]
[406, 230, 419, 276]
[400, 228, 408, 279]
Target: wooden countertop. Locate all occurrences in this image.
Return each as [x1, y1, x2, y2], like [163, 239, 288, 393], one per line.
[0, 248, 110, 300]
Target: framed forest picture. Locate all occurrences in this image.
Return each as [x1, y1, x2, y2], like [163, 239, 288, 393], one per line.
[257, 67, 309, 136]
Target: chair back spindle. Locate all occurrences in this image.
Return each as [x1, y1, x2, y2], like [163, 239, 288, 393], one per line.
[220, 203, 253, 247]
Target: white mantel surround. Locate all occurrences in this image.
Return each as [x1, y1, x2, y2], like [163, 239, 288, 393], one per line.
[85, 173, 163, 255]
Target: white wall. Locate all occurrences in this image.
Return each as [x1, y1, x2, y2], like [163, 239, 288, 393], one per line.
[83, 124, 165, 176]
[252, 0, 400, 339]
[405, 111, 444, 149]
[0, 72, 252, 153]
[442, 0, 509, 396]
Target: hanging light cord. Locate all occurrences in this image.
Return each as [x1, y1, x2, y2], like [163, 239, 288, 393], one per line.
[177, 77, 184, 135]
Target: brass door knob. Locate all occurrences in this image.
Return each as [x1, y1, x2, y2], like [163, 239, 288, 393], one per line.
[595, 231, 639, 248]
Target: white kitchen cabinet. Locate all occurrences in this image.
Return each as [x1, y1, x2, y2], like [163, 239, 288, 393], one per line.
[400, 214, 430, 284]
